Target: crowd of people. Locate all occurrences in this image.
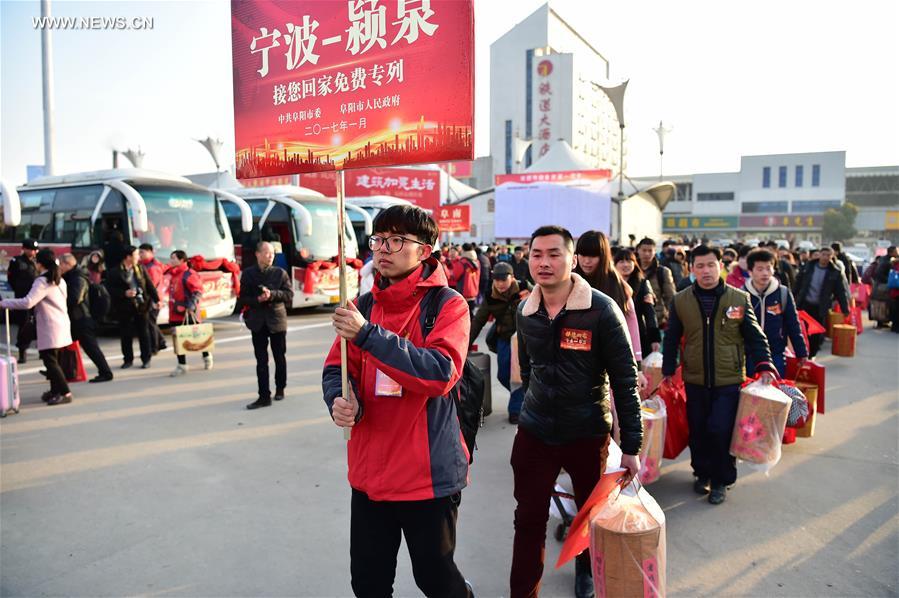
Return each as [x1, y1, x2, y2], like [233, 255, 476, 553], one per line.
[324, 206, 898, 598]
[2, 238, 297, 410]
[4, 215, 897, 597]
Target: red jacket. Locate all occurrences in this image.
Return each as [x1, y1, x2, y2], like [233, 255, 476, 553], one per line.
[450, 257, 480, 300]
[726, 266, 750, 289]
[141, 258, 164, 290]
[322, 258, 471, 501]
[168, 263, 203, 324]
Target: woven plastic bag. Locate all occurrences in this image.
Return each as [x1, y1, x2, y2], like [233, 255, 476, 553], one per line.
[590, 481, 666, 598]
[730, 380, 791, 473]
[638, 398, 667, 484]
[641, 351, 664, 399]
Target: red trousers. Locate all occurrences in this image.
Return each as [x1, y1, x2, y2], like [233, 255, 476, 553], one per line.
[510, 427, 610, 598]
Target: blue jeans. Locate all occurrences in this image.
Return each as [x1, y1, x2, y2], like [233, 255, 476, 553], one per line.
[496, 338, 524, 416]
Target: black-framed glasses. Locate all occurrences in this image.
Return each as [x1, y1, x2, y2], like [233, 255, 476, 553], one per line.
[368, 234, 427, 253]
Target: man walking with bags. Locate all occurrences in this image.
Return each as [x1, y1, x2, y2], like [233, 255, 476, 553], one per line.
[513, 225, 642, 598]
[795, 246, 850, 357]
[636, 237, 675, 329]
[59, 254, 113, 383]
[662, 245, 778, 505]
[323, 204, 472, 598]
[240, 242, 293, 410]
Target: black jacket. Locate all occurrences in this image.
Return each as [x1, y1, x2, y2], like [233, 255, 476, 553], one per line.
[775, 258, 796, 289]
[626, 276, 661, 358]
[105, 264, 159, 318]
[795, 260, 850, 317]
[836, 252, 859, 284]
[239, 265, 293, 333]
[7, 255, 36, 298]
[470, 280, 523, 346]
[63, 267, 91, 322]
[516, 274, 643, 455]
[512, 257, 532, 286]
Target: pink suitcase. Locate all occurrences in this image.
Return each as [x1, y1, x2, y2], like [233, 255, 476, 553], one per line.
[1, 309, 21, 417]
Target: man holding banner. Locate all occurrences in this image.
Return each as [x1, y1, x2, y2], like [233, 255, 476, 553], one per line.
[323, 205, 472, 598]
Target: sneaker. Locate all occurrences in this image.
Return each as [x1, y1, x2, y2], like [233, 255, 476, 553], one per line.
[274, 388, 285, 401]
[203, 355, 214, 370]
[41, 390, 54, 403]
[169, 364, 188, 377]
[709, 483, 727, 505]
[47, 392, 73, 406]
[693, 477, 710, 495]
[121, 361, 133, 370]
[90, 374, 114, 383]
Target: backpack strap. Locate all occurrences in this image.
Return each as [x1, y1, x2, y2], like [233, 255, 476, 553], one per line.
[780, 285, 788, 309]
[357, 291, 375, 319]
[422, 286, 454, 338]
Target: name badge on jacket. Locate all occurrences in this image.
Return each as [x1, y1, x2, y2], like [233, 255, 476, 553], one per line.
[375, 369, 403, 397]
[766, 303, 782, 316]
[726, 306, 745, 320]
[560, 328, 592, 351]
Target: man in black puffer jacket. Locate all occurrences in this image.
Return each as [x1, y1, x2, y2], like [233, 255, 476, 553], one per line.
[239, 241, 294, 409]
[511, 225, 642, 598]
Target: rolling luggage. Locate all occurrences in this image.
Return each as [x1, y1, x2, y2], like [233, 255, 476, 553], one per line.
[468, 350, 492, 416]
[1, 309, 21, 417]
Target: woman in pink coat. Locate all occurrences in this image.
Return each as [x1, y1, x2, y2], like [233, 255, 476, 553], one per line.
[1, 249, 73, 405]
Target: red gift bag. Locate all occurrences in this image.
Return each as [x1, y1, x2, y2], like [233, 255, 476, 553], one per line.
[786, 357, 825, 414]
[850, 283, 870, 310]
[845, 306, 864, 335]
[59, 341, 87, 383]
[657, 376, 689, 459]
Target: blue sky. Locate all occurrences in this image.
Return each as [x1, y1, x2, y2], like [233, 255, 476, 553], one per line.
[2, 0, 898, 187]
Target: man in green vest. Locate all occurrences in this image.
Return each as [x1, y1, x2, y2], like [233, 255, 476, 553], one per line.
[662, 245, 778, 505]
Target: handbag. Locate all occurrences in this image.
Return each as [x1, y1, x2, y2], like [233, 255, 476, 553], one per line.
[172, 312, 214, 355]
[58, 342, 88, 383]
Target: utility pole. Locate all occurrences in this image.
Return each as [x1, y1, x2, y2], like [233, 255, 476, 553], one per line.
[40, 0, 56, 175]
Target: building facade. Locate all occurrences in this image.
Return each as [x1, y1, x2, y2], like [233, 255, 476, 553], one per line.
[489, 4, 622, 178]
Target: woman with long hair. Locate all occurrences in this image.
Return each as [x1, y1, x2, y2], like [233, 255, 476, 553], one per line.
[614, 248, 661, 358]
[574, 231, 647, 364]
[1, 249, 74, 405]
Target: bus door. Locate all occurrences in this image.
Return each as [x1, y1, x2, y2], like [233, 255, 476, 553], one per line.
[259, 201, 293, 271]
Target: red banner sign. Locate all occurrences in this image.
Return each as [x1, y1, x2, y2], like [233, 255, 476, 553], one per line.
[495, 169, 612, 186]
[231, 0, 474, 179]
[436, 204, 470, 233]
[344, 167, 440, 210]
[439, 161, 472, 178]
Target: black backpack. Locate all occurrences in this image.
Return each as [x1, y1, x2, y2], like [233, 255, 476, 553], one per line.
[357, 286, 485, 463]
[89, 282, 111, 321]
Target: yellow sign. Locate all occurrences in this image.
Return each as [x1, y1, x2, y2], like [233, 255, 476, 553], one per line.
[887, 211, 899, 231]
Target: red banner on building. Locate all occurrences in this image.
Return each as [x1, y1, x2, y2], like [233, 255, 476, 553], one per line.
[231, 0, 474, 179]
[436, 204, 470, 233]
[495, 169, 612, 186]
[438, 161, 472, 178]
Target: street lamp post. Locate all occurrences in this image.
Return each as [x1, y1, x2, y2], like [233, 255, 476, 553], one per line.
[653, 121, 673, 181]
[597, 80, 629, 242]
[40, 0, 56, 175]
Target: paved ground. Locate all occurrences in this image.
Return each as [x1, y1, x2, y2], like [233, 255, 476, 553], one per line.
[0, 310, 897, 597]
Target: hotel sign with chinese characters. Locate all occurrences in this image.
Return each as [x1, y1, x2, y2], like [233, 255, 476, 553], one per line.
[232, 0, 474, 178]
[739, 215, 822, 229]
[530, 53, 573, 159]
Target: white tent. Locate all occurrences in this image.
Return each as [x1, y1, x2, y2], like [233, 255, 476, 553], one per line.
[517, 138, 675, 241]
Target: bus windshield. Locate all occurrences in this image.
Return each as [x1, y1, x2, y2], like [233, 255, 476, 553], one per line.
[295, 200, 347, 260]
[131, 185, 233, 259]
